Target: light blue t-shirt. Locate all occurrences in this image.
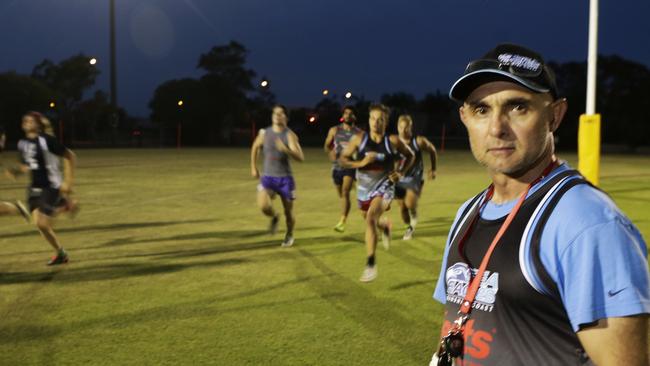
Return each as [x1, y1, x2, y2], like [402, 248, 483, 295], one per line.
[433, 163, 650, 331]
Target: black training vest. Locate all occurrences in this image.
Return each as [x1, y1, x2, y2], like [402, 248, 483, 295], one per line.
[441, 169, 594, 365]
[357, 133, 395, 173]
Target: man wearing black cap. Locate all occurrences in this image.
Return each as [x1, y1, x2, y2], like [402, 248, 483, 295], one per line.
[431, 44, 649, 365]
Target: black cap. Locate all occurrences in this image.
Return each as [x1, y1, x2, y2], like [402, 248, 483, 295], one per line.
[449, 43, 558, 103]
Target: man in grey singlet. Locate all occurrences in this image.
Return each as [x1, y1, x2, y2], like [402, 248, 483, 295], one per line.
[250, 105, 304, 247]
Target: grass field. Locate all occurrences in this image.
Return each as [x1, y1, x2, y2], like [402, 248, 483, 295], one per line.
[1, 148, 649, 365]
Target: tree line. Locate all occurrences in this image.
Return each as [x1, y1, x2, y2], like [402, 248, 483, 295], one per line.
[1, 41, 649, 150]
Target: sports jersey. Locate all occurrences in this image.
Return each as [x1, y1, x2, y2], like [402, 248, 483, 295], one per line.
[332, 124, 361, 170]
[397, 136, 424, 192]
[17, 134, 66, 189]
[262, 127, 292, 177]
[356, 133, 395, 202]
[433, 163, 650, 364]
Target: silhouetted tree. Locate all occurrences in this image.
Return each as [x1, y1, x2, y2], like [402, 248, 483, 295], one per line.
[149, 41, 275, 145]
[31, 54, 100, 144]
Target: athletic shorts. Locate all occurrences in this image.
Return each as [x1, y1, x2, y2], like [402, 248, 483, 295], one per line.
[395, 177, 424, 199]
[332, 168, 356, 186]
[258, 176, 296, 201]
[27, 187, 67, 216]
[357, 180, 394, 212]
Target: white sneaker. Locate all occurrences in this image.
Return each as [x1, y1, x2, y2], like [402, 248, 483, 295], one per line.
[281, 234, 294, 247]
[403, 225, 414, 240]
[359, 265, 377, 282]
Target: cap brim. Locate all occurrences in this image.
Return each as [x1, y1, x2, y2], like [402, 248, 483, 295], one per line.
[449, 70, 551, 103]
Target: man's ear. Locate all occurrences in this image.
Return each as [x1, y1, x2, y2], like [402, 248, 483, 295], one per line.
[459, 105, 469, 128]
[550, 98, 568, 133]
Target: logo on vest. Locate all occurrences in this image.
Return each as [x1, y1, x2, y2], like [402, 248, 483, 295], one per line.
[446, 262, 499, 312]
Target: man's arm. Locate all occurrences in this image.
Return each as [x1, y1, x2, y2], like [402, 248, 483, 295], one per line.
[250, 129, 265, 178]
[4, 164, 28, 180]
[324, 126, 336, 153]
[417, 136, 437, 180]
[283, 131, 304, 162]
[339, 134, 374, 169]
[59, 148, 76, 194]
[390, 135, 414, 182]
[577, 315, 648, 366]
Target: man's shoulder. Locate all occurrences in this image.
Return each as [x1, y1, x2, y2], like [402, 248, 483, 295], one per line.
[552, 183, 623, 225]
[542, 182, 637, 253]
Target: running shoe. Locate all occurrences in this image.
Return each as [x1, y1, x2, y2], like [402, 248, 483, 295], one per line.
[333, 221, 345, 233]
[14, 200, 30, 223]
[359, 265, 377, 282]
[403, 225, 414, 240]
[281, 234, 294, 247]
[47, 250, 69, 266]
[269, 214, 279, 234]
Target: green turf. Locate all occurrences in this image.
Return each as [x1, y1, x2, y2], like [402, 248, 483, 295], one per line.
[0, 148, 648, 365]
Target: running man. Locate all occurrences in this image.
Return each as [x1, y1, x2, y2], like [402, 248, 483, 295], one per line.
[323, 106, 362, 232]
[394, 114, 437, 240]
[5, 112, 76, 265]
[339, 103, 414, 282]
[250, 105, 304, 247]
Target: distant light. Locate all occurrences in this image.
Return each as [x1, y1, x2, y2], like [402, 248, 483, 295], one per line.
[89, 58, 97, 65]
[260, 80, 269, 88]
[49, 102, 55, 108]
[178, 100, 184, 106]
[345, 92, 352, 99]
[322, 89, 329, 96]
[308, 116, 316, 123]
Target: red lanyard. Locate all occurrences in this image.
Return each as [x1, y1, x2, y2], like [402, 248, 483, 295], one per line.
[454, 160, 558, 321]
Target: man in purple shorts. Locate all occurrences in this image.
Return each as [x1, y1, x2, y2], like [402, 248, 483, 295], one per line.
[250, 105, 304, 247]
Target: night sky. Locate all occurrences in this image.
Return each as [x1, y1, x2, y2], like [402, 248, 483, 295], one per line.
[1, 0, 649, 117]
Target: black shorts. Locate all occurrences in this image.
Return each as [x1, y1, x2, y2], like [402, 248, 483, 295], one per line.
[27, 187, 67, 216]
[332, 168, 356, 186]
[395, 178, 424, 199]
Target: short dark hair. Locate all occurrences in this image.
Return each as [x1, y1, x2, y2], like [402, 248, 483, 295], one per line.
[342, 105, 356, 115]
[368, 103, 390, 116]
[272, 104, 288, 116]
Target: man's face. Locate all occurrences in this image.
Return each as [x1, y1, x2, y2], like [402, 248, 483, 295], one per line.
[397, 119, 412, 139]
[459, 81, 566, 176]
[368, 110, 387, 135]
[272, 107, 288, 126]
[22, 116, 38, 134]
[341, 108, 355, 124]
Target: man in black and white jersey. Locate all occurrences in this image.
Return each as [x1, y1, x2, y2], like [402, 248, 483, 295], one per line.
[6, 112, 77, 265]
